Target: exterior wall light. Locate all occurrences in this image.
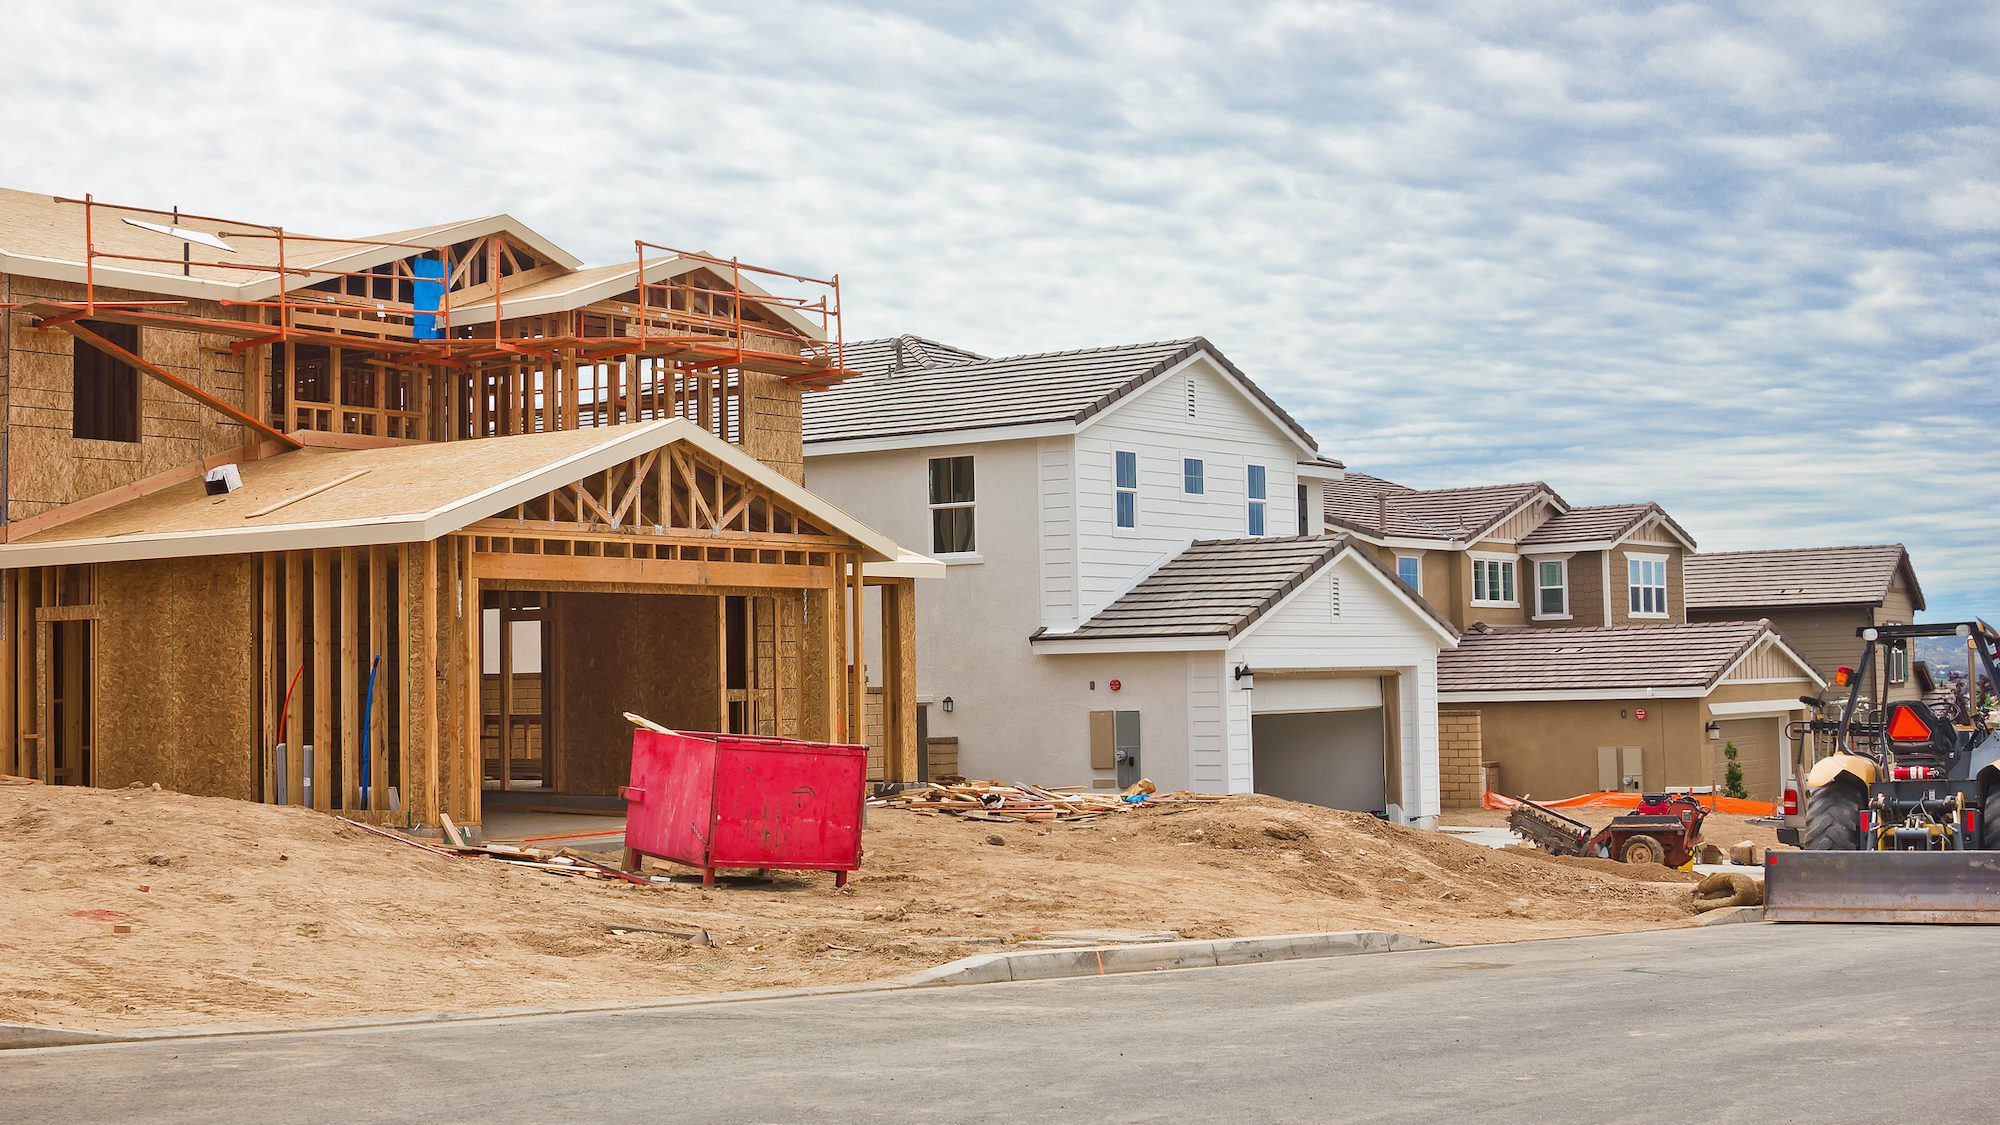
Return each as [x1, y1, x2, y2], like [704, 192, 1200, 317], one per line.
[940, 696, 954, 713]
[1233, 664, 1255, 689]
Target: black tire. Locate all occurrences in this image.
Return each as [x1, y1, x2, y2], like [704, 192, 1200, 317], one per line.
[1804, 777, 1865, 851]
[1621, 834, 1667, 866]
[1981, 777, 2000, 851]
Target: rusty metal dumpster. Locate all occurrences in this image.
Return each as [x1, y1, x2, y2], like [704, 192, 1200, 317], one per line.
[619, 729, 867, 886]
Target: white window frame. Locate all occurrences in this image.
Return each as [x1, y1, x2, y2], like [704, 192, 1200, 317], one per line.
[1626, 552, 1669, 619]
[1396, 554, 1423, 594]
[1182, 456, 1204, 496]
[1470, 552, 1519, 608]
[926, 454, 978, 560]
[1114, 450, 1139, 531]
[1531, 555, 1571, 621]
[1246, 463, 1268, 536]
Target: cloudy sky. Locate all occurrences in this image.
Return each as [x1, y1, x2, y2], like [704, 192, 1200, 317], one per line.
[7, 2, 1994, 617]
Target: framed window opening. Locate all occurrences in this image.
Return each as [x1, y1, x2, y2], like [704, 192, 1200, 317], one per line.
[1115, 450, 1138, 529]
[1533, 557, 1570, 619]
[1246, 463, 1268, 536]
[1626, 553, 1668, 618]
[1182, 457, 1204, 496]
[927, 455, 976, 556]
[1471, 554, 1518, 607]
[72, 319, 142, 443]
[1396, 554, 1422, 592]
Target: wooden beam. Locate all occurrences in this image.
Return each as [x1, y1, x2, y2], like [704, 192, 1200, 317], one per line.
[56, 321, 303, 449]
[312, 551, 333, 810]
[341, 549, 360, 810]
[260, 555, 278, 803]
[243, 469, 371, 520]
[469, 551, 833, 590]
[882, 578, 917, 783]
[369, 544, 389, 812]
[284, 553, 305, 803]
[461, 540, 482, 826]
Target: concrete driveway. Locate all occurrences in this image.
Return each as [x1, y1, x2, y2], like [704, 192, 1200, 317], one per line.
[2, 924, 1992, 1123]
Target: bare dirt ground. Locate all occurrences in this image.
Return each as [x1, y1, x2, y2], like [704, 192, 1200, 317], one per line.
[1442, 806, 1790, 855]
[3, 784, 1698, 1032]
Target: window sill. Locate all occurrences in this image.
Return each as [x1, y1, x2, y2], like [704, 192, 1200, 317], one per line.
[1629, 611, 1669, 621]
[1471, 601, 1520, 610]
[1532, 613, 1572, 622]
[933, 553, 984, 566]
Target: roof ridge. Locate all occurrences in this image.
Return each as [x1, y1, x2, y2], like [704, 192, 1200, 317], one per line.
[1692, 543, 1906, 558]
[930, 337, 1200, 367]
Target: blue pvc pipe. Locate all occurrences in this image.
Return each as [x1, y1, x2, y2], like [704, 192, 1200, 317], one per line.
[359, 654, 381, 804]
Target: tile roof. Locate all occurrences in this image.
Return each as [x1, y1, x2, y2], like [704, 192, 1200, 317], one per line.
[1684, 544, 1921, 611]
[1519, 502, 1695, 550]
[1323, 473, 1554, 542]
[1438, 620, 1782, 693]
[831, 335, 986, 379]
[802, 336, 1316, 450]
[1037, 535, 1452, 643]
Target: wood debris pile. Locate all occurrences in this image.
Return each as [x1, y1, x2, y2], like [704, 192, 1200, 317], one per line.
[337, 815, 654, 885]
[870, 778, 1225, 824]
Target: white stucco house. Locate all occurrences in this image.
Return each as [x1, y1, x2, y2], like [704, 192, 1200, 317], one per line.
[804, 335, 1458, 824]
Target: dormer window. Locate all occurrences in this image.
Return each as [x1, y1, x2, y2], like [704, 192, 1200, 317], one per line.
[1627, 554, 1668, 619]
[1471, 554, 1518, 607]
[1534, 558, 1570, 619]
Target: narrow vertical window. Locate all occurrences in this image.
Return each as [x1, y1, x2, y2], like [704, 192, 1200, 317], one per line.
[928, 455, 976, 555]
[1246, 464, 1267, 536]
[1182, 457, 1204, 495]
[72, 320, 141, 442]
[1536, 559, 1568, 617]
[1297, 483, 1310, 536]
[1115, 450, 1138, 529]
[1397, 555, 1422, 592]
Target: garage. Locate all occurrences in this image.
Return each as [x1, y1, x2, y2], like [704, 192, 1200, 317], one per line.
[1251, 709, 1388, 812]
[1713, 716, 1783, 801]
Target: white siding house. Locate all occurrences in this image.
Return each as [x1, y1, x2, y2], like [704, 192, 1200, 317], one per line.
[806, 335, 1455, 824]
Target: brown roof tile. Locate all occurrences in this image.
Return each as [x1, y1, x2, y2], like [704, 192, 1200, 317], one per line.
[1519, 502, 1696, 550]
[1684, 544, 1921, 611]
[1438, 620, 1779, 693]
[1323, 473, 1555, 542]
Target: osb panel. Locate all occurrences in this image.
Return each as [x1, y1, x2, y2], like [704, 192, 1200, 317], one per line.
[743, 371, 804, 484]
[94, 555, 255, 797]
[549, 592, 718, 795]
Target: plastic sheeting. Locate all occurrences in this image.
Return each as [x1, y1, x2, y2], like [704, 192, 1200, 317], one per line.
[1483, 790, 1776, 816]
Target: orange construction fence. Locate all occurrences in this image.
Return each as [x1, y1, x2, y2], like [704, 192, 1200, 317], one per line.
[1482, 790, 1777, 817]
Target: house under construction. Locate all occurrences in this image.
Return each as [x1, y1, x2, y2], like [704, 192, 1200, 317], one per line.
[0, 190, 933, 833]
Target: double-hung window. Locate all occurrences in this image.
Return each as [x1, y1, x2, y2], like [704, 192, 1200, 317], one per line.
[1182, 457, 1204, 495]
[1627, 554, 1668, 618]
[927, 455, 976, 555]
[1535, 558, 1569, 618]
[1115, 450, 1138, 529]
[1396, 555, 1422, 592]
[1471, 556, 1517, 606]
[1246, 464, 1268, 536]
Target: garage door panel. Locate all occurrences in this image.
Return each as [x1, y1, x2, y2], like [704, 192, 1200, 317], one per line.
[1251, 709, 1386, 813]
[1251, 676, 1382, 715]
[1715, 718, 1781, 801]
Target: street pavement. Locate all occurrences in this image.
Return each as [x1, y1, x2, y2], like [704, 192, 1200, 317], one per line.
[3, 923, 1993, 1123]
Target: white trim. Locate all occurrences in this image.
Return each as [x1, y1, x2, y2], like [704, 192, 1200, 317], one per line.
[805, 420, 1073, 457]
[865, 550, 947, 581]
[1469, 550, 1520, 608]
[1075, 351, 1320, 460]
[1707, 698, 1812, 717]
[1625, 551, 1669, 619]
[1296, 461, 1345, 481]
[1, 419, 909, 567]
[1531, 556, 1570, 621]
[1601, 551, 1613, 624]
[1031, 634, 1228, 654]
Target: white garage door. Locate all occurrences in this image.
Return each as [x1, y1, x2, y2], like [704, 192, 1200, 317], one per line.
[1251, 709, 1387, 813]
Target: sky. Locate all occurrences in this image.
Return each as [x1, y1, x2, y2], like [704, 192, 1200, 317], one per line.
[5, 1, 1994, 618]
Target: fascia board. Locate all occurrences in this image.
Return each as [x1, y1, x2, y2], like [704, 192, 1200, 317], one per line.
[805, 421, 1073, 457]
[1030, 634, 1228, 654]
[1439, 687, 1708, 702]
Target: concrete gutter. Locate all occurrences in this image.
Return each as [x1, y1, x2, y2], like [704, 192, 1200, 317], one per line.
[1694, 905, 1766, 926]
[902, 930, 1438, 986]
[0, 929, 1437, 1051]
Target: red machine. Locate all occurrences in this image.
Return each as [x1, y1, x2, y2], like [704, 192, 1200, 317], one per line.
[1509, 792, 1709, 866]
[619, 728, 867, 887]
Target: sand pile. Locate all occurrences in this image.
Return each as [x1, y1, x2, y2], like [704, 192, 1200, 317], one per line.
[1, 784, 1693, 1032]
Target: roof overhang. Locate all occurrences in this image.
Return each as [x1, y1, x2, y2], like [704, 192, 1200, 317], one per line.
[1440, 687, 1711, 702]
[0, 420, 906, 568]
[806, 420, 1076, 457]
[1031, 633, 1229, 654]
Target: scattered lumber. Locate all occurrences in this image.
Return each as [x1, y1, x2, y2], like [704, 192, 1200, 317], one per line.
[869, 779, 1225, 824]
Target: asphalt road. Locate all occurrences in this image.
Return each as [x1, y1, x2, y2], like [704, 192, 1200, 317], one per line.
[3, 924, 1993, 1123]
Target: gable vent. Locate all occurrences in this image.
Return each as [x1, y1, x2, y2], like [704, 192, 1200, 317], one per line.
[1329, 577, 1342, 620]
[1186, 376, 1196, 418]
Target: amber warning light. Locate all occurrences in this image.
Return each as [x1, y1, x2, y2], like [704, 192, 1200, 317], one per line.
[1834, 666, 1854, 687]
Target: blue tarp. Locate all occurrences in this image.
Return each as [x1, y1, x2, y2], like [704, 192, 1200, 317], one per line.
[411, 257, 446, 340]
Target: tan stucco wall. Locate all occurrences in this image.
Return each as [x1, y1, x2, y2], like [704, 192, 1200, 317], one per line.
[1461, 539, 1527, 629]
[1465, 696, 1710, 800]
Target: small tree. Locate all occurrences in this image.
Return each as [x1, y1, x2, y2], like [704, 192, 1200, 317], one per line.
[1722, 741, 1747, 800]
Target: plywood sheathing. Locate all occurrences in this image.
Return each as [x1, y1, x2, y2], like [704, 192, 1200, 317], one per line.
[3, 276, 254, 524]
[93, 556, 254, 796]
[549, 592, 719, 795]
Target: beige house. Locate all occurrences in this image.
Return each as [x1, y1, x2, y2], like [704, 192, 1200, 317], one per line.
[1325, 472, 1818, 802]
[1436, 620, 1823, 802]
[1686, 544, 1926, 704]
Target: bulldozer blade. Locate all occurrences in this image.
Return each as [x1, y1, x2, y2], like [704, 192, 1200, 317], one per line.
[1764, 850, 2000, 923]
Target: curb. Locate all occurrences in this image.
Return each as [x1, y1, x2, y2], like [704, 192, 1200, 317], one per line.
[900, 930, 1439, 986]
[1, 929, 1440, 1051]
[1694, 905, 1766, 926]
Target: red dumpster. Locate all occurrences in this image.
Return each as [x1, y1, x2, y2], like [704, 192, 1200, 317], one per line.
[619, 729, 866, 887]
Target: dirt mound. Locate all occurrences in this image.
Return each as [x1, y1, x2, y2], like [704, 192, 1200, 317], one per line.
[1502, 847, 1701, 884]
[0, 784, 1693, 1032]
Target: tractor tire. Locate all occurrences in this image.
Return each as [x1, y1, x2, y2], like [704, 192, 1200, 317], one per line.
[1620, 834, 1667, 866]
[1804, 777, 1865, 851]
[1981, 778, 2000, 851]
